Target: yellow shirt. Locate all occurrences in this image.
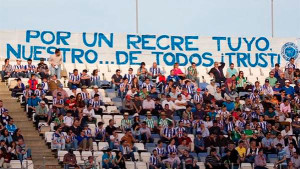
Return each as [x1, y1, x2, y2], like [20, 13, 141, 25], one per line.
[235, 147, 246, 157]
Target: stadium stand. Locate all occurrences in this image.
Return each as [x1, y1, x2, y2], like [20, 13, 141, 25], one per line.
[0, 51, 299, 169]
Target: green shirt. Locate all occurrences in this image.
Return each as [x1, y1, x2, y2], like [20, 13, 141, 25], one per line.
[145, 118, 156, 129]
[121, 119, 132, 129]
[243, 129, 253, 136]
[158, 118, 172, 128]
[266, 77, 277, 87]
[264, 111, 276, 118]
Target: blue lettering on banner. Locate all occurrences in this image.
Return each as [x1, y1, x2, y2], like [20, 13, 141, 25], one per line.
[4, 30, 292, 68]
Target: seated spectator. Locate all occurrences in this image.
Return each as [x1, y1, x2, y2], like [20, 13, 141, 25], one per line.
[37, 58, 49, 79]
[49, 75, 62, 94]
[149, 62, 161, 83]
[274, 143, 286, 169]
[167, 70, 180, 85]
[65, 130, 78, 151]
[11, 78, 25, 98]
[1, 59, 13, 82]
[139, 121, 152, 143]
[254, 149, 267, 169]
[102, 149, 117, 169]
[34, 101, 48, 129]
[27, 93, 41, 119]
[82, 104, 96, 125]
[149, 149, 164, 169]
[137, 62, 150, 82]
[5, 118, 17, 135]
[114, 151, 126, 169]
[161, 122, 176, 143]
[109, 131, 120, 149]
[187, 62, 199, 85]
[80, 69, 91, 87]
[28, 74, 38, 91]
[51, 126, 65, 150]
[68, 69, 81, 88]
[90, 69, 101, 87]
[89, 94, 103, 115]
[63, 149, 79, 169]
[111, 69, 122, 90]
[181, 149, 199, 169]
[142, 95, 155, 114]
[52, 84, 68, 99]
[63, 111, 74, 128]
[95, 122, 105, 141]
[291, 152, 300, 169]
[205, 147, 222, 169]
[12, 59, 26, 78]
[119, 140, 135, 161]
[163, 152, 181, 169]
[76, 129, 93, 151]
[16, 138, 32, 161]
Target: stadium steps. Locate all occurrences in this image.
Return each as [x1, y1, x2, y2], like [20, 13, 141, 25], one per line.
[0, 82, 62, 169]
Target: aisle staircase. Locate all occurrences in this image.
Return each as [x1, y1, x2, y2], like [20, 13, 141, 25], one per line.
[0, 82, 62, 169]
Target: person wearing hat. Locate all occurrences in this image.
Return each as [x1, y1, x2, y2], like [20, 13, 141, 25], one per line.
[34, 101, 49, 129]
[1, 58, 13, 82]
[12, 58, 26, 78]
[193, 88, 203, 105]
[120, 112, 132, 132]
[158, 112, 172, 129]
[27, 93, 41, 120]
[68, 69, 81, 89]
[262, 79, 273, 97]
[283, 79, 295, 96]
[37, 58, 49, 79]
[80, 69, 91, 87]
[145, 111, 159, 133]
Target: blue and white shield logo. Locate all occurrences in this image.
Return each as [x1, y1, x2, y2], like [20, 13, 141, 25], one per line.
[281, 42, 299, 61]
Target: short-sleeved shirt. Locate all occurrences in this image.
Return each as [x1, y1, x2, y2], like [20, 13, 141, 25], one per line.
[111, 74, 122, 84]
[227, 68, 237, 77]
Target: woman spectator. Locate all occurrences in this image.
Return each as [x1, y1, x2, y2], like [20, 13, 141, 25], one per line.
[166, 138, 177, 155]
[203, 116, 213, 128]
[172, 63, 185, 80]
[0, 148, 11, 168]
[12, 129, 23, 142]
[75, 93, 85, 112]
[137, 62, 149, 82]
[236, 71, 247, 93]
[114, 151, 126, 169]
[0, 129, 13, 145]
[8, 142, 17, 160]
[90, 69, 101, 87]
[131, 77, 140, 91]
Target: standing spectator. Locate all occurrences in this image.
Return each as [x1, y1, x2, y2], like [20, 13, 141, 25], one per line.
[1, 59, 13, 81]
[208, 62, 225, 85]
[49, 49, 62, 79]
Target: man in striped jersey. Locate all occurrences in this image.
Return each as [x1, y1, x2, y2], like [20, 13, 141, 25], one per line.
[149, 149, 164, 169]
[0, 100, 8, 117]
[145, 111, 158, 133]
[149, 62, 161, 83]
[24, 59, 36, 78]
[13, 59, 26, 78]
[123, 68, 136, 84]
[68, 69, 81, 89]
[120, 112, 132, 132]
[89, 94, 103, 115]
[161, 122, 176, 143]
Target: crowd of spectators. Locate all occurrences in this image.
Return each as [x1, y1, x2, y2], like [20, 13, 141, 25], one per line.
[0, 48, 300, 169]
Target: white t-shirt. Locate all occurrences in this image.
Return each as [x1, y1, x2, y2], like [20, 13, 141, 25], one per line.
[83, 108, 95, 117]
[174, 99, 187, 110]
[63, 116, 74, 127]
[162, 100, 175, 110]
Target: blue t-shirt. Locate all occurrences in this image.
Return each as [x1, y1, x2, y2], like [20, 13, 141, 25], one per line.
[223, 101, 235, 112]
[102, 153, 114, 166]
[283, 86, 295, 96]
[167, 75, 180, 82]
[226, 68, 237, 77]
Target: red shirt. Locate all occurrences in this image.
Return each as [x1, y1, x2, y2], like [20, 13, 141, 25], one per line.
[28, 79, 38, 90]
[178, 136, 192, 145]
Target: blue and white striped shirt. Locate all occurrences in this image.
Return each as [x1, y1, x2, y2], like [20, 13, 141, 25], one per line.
[124, 74, 135, 84]
[149, 67, 161, 77]
[24, 64, 36, 73]
[141, 83, 153, 92]
[69, 73, 80, 81]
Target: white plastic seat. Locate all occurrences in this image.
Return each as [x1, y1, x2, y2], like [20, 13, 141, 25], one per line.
[114, 115, 124, 127]
[125, 161, 135, 169]
[98, 142, 109, 150]
[45, 132, 54, 143]
[134, 143, 146, 151]
[102, 115, 113, 126]
[197, 162, 205, 169]
[58, 150, 68, 162]
[81, 151, 93, 160]
[140, 152, 151, 163]
[93, 142, 98, 151]
[106, 106, 118, 113]
[241, 163, 252, 169]
[136, 162, 147, 169]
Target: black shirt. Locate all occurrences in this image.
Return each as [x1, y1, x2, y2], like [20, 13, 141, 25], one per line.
[105, 125, 116, 135]
[70, 126, 82, 136]
[111, 74, 122, 84]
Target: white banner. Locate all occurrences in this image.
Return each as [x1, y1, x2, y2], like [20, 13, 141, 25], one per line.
[0, 30, 299, 68]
